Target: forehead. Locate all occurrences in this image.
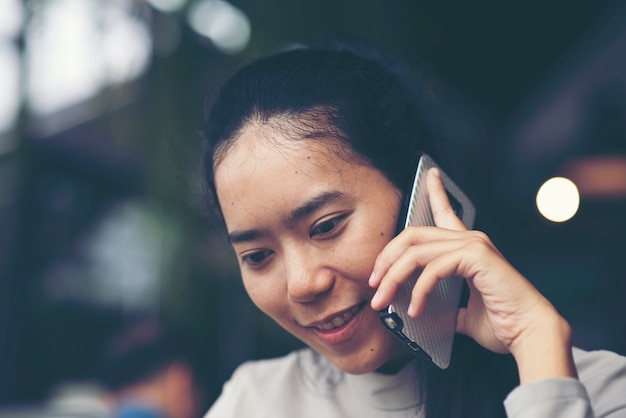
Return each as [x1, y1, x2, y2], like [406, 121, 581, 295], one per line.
[213, 127, 371, 219]
[215, 126, 358, 186]
[212, 108, 357, 169]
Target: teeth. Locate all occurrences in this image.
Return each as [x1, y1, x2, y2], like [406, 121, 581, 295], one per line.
[332, 316, 345, 327]
[316, 305, 361, 331]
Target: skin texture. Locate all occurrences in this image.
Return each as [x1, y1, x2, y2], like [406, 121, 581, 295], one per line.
[370, 168, 576, 383]
[214, 127, 411, 374]
[214, 123, 576, 382]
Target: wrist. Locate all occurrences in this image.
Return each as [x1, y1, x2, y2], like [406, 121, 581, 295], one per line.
[510, 309, 576, 384]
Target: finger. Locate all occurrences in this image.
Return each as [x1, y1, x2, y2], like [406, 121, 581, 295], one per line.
[370, 270, 409, 311]
[368, 237, 414, 288]
[370, 246, 426, 310]
[427, 168, 466, 231]
[370, 237, 470, 310]
[369, 226, 470, 288]
[407, 249, 467, 317]
[456, 307, 468, 335]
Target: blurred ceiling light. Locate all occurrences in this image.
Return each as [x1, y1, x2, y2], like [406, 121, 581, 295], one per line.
[536, 177, 580, 223]
[25, 0, 151, 117]
[148, 0, 187, 13]
[561, 155, 626, 198]
[26, 0, 103, 116]
[0, 40, 20, 142]
[0, 0, 24, 39]
[103, 6, 152, 84]
[187, 0, 251, 54]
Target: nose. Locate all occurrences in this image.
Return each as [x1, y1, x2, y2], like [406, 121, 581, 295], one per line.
[285, 247, 335, 303]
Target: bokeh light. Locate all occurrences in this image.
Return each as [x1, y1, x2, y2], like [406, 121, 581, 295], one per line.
[25, 0, 151, 117]
[536, 177, 580, 222]
[187, 0, 251, 54]
[103, 6, 152, 85]
[0, 0, 23, 139]
[0, 0, 24, 39]
[147, 0, 187, 13]
[0, 40, 20, 141]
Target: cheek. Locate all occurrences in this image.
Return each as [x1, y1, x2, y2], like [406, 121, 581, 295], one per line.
[241, 274, 288, 318]
[342, 214, 397, 273]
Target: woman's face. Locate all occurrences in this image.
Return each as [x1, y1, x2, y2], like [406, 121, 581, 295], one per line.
[214, 125, 409, 374]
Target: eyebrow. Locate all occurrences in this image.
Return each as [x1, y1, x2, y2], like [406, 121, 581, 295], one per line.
[227, 191, 345, 244]
[228, 228, 266, 244]
[287, 191, 344, 224]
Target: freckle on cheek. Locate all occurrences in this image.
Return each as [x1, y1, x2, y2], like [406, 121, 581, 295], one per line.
[380, 232, 384, 236]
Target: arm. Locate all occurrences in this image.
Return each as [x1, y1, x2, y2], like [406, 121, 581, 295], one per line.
[505, 348, 626, 418]
[368, 168, 611, 414]
[504, 377, 593, 418]
[370, 167, 576, 382]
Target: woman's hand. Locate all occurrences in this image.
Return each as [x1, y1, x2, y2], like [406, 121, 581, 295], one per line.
[369, 168, 576, 383]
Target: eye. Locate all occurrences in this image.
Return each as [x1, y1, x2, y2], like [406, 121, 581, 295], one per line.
[310, 215, 347, 238]
[241, 250, 273, 267]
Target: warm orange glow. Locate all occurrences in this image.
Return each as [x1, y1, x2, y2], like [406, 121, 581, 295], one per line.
[562, 155, 626, 198]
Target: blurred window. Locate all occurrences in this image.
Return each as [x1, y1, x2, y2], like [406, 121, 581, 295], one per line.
[24, 0, 152, 130]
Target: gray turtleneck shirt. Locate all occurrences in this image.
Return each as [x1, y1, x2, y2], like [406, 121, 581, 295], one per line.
[205, 347, 626, 417]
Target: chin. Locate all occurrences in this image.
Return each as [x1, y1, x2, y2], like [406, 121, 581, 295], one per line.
[334, 341, 413, 375]
[327, 348, 391, 375]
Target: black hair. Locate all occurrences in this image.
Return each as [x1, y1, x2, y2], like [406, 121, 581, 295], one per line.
[202, 37, 443, 218]
[422, 335, 519, 417]
[201, 36, 518, 418]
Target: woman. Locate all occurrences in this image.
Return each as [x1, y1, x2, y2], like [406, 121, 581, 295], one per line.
[200, 38, 626, 417]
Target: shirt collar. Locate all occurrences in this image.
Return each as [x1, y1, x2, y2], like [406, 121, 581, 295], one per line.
[345, 360, 422, 410]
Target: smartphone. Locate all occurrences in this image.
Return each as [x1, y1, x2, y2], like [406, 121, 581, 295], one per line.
[379, 154, 476, 369]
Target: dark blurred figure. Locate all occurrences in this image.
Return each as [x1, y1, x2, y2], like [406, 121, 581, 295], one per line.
[97, 319, 209, 418]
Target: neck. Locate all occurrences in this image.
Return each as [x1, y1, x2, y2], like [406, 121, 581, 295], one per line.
[376, 343, 414, 374]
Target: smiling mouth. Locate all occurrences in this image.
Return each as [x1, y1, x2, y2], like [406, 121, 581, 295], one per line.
[313, 302, 365, 331]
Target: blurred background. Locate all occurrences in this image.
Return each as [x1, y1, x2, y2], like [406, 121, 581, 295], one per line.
[1, 0, 626, 416]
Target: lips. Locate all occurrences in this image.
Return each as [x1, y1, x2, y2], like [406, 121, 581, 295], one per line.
[308, 302, 365, 331]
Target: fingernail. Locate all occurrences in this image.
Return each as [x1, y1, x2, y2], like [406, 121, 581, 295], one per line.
[431, 167, 441, 178]
[371, 292, 381, 308]
[368, 271, 378, 287]
[408, 303, 416, 317]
